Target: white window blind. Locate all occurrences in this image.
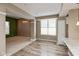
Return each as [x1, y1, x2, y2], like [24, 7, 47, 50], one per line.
[41, 18, 57, 35]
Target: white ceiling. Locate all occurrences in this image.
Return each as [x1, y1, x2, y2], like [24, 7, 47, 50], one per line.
[59, 3, 79, 16]
[12, 3, 79, 17]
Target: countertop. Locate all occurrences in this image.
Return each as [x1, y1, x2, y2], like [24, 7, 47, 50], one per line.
[64, 38, 79, 56]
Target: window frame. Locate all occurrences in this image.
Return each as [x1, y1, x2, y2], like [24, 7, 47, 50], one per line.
[5, 21, 10, 35]
[40, 18, 57, 36]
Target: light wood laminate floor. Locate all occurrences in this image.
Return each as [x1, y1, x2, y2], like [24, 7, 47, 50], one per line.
[13, 40, 68, 56]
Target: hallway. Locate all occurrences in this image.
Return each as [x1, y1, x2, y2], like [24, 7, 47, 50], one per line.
[13, 40, 68, 56]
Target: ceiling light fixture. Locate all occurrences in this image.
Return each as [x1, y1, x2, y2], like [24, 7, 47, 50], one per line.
[22, 21, 28, 23]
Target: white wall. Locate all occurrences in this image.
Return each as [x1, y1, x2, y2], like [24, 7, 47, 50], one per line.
[0, 14, 6, 55]
[57, 17, 66, 45]
[0, 4, 6, 55]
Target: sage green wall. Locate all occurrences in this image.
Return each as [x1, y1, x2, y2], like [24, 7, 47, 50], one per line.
[6, 16, 17, 37]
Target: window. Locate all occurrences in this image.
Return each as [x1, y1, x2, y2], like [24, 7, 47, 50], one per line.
[5, 21, 10, 35]
[41, 18, 57, 35]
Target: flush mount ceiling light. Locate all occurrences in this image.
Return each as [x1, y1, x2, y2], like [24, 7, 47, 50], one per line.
[22, 21, 29, 23]
[76, 9, 79, 26]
